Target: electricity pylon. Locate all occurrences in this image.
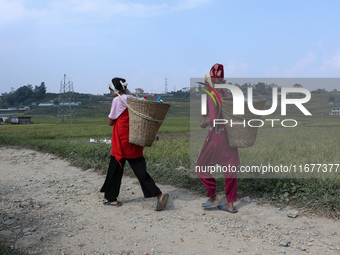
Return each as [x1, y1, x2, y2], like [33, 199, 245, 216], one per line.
[57, 74, 77, 123]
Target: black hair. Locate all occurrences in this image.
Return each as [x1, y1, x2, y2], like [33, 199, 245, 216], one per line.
[111, 77, 127, 92]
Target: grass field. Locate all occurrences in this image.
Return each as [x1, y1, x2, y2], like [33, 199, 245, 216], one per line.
[1, 92, 339, 219]
[0, 242, 28, 255]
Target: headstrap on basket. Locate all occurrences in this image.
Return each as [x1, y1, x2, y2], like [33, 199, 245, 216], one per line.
[117, 94, 164, 123]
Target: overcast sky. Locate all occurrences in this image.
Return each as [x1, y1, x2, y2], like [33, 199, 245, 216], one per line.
[1, 0, 340, 95]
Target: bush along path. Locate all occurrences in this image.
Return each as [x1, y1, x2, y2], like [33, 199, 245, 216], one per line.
[0, 147, 340, 255]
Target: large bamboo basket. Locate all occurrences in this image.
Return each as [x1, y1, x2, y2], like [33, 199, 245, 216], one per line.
[127, 98, 170, 147]
[221, 98, 266, 148]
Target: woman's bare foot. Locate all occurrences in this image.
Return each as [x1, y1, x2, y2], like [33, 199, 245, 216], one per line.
[217, 201, 237, 213]
[156, 193, 163, 202]
[224, 202, 234, 211]
[202, 195, 219, 206]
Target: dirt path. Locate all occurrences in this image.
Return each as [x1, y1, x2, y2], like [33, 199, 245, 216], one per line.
[0, 147, 339, 255]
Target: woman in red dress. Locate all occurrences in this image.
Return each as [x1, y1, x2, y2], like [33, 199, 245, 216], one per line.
[196, 64, 240, 213]
[100, 78, 169, 211]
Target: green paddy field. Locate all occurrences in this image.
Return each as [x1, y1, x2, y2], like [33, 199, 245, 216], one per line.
[1, 92, 339, 218]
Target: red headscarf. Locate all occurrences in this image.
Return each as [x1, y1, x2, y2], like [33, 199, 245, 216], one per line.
[210, 63, 224, 84]
[209, 63, 227, 96]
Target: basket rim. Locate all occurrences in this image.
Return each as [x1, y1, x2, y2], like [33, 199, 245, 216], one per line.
[127, 97, 171, 107]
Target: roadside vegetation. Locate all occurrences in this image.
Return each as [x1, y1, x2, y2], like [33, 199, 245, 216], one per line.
[0, 91, 339, 220]
[0, 242, 28, 255]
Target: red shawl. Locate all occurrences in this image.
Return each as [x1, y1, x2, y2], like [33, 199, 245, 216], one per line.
[111, 109, 143, 166]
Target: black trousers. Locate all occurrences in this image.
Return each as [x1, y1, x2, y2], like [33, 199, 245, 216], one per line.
[100, 156, 161, 202]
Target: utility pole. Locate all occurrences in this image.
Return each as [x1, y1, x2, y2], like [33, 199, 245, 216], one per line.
[165, 78, 168, 94]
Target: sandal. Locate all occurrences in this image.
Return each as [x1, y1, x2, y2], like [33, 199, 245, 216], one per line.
[103, 200, 122, 206]
[155, 193, 169, 211]
[202, 199, 221, 207]
[217, 204, 237, 213]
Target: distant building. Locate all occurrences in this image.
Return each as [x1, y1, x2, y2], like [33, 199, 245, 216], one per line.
[38, 103, 54, 107]
[135, 88, 144, 94]
[59, 102, 81, 106]
[10, 116, 31, 124]
[0, 114, 17, 124]
[19, 106, 30, 111]
[18, 117, 31, 124]
[329, 107, 340, 115]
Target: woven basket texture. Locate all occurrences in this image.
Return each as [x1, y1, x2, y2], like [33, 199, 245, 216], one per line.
[127, 98, 170, 147]
[221, 97, 266, 148]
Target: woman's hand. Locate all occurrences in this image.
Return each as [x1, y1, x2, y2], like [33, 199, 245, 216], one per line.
[200, 117, 209, 128]
[200, 120, 209, 129]
[108, 118, 115, 126]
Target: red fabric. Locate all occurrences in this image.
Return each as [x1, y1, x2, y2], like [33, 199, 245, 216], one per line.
[111, 109, 143, 166]
[196, 90, 240, 166]
[198, 173, 237, 202]
[196, 76, 240, 202]
[210, 63, 224, 78]
[208, 63, 226, 95]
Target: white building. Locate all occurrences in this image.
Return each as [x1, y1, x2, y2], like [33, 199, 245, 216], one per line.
[38, 103, 54, 107]
[59, 102, 82, 106]
[19, 106, 30, 111]
[329, 107, 340, 115]
[0, 114, 17, 123]
[135, 88, 144, 94]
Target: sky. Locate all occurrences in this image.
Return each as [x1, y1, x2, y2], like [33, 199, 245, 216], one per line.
[1, 0, 340, 95]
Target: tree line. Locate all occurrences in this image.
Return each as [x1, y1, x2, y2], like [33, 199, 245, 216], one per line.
[3, 83, 47, 105]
